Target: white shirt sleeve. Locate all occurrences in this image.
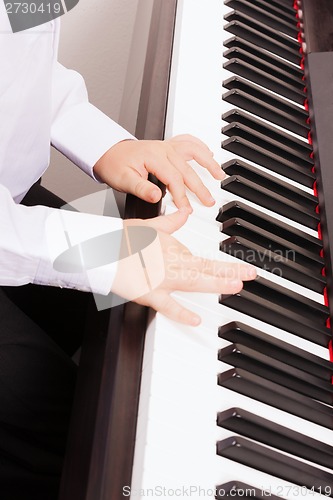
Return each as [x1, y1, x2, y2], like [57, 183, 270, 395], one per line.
[0, 184, 122, 295]
[0, 16, 134, 296]
[51, 62, 136, 179]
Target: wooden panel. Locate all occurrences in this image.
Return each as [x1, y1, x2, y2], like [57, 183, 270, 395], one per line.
[305, 51, 333, 333]
[301, 0, 333, 53]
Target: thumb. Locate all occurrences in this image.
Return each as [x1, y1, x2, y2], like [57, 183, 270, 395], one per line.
[146, 208, 189, 234]
[127, 173, 162, 203]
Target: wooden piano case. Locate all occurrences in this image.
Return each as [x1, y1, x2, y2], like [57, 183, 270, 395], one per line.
[58, 1, 177, 499]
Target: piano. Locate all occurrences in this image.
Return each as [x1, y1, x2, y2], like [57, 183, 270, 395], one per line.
[59, 0, 333, 499]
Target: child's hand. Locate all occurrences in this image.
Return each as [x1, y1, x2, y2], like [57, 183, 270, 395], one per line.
[93, 134, 225, 212]
[112, 210, 257, 326]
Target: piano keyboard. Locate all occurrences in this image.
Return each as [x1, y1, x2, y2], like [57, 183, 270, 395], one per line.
[130, 1, 333, 498]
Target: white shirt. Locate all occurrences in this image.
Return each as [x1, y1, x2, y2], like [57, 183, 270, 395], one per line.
[0, 4, 136, 295]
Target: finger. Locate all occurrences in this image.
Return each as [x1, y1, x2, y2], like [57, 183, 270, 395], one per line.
[147, 155, 192, 211]
[168, 151, 216, 207]
[143, 208, 190, 234]
[145, 290, 202, 326]
[180, 257, 257, 281]
[169, 134, 211, 150]
[123, 169, 162, 203]
[191, 145, 225, 180]
[167, 267, 246, 295]
[169, 136, 225, 181]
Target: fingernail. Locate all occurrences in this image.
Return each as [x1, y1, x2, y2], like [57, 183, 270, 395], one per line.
[247, 267, 257, 278]
[150, 189, 161, 202]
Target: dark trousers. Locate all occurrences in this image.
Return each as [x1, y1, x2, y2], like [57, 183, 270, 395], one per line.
[0, 183, 92, 500]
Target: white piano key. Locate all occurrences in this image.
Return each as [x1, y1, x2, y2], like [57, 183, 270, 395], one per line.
[163, 175, 319, 240]
[130, 0, 332, 498]
[131, 310, 333, 500]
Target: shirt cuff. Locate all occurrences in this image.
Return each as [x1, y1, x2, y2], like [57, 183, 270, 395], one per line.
[41, 208, 124, 295]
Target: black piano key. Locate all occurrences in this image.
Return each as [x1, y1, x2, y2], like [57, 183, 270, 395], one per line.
[233, 276, 328, 323]
[231, 0, 296, 22]
[224, 47, 304, 91]
[223, 76, 308, 125]
[218, 343, 333, 404]
[221, 175, 319, 228]
[224, 20, 301, 65]
[224, 37, 303, 79]
[220, 236, 325, 293]
[218, 368, 333, 429]
[222, 159, 317, 209]
[218, 321, 333, 381]
[216, 436, 333, 495]
[216, 481, 283, 500]
[222, 109, 311, 157]
[216, 481, 282, 500]
[224, 11, 300, 51]
[222, 123, 313, 169]
[224, 10, 301, 59]
[223, 58, 305, 104]
[225, 0, 298, 35]
[217, 408, 333, 469]
[219, 277, 331, 347]
[222, 138, 315, 187]
[223, 88, 309, 138]
[216, 201, 323, 254]
[258, 0, 296, 16]
[222, 218, 324, 273]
